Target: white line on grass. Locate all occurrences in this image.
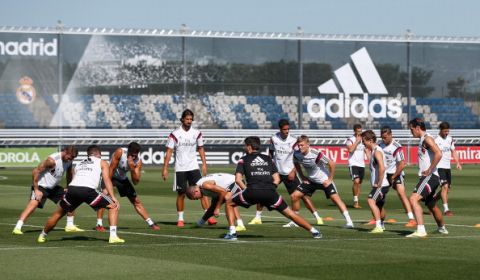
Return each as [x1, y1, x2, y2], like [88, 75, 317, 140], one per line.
[2, 235, 480, 252]
[0, 223, 239, 243]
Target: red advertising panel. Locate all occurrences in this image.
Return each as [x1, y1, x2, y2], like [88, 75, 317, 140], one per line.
[312, 146, 480, 165]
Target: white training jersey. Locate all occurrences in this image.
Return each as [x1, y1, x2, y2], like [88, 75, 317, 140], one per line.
[370, 146, 390, 187]
[70, 156, 102, 190]
[113, 148, 140, 180]
[293, 148, 330, 184]
[379, 139, 405, 175]
[418, 133, 439, 177]
[435, 135, 455, 169]
[345, 135, 365, 167]
[196, 173, 236, 197]
[269, 132, 297, 175]
[166, 126, 204, 172]
[38, 152, 72, 189]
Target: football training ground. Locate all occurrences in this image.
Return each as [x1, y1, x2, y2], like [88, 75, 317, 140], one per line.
[1, 166, 479, 280]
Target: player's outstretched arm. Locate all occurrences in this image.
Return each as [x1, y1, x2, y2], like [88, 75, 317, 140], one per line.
[198, 146, 207, 176]
[101, 160, 118, 208]
[424, 136, 442, 176]
[452, 148, 462, 170]
[109, 148, 122, 179]
[32, 157, 56, 200]
[235, 173, 247, 190]
[374, 150, 385, 188]
[129, 159, 142, 185]
[162, 148, 173, 181]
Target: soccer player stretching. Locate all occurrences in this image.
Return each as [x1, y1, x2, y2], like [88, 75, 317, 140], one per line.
[407, 118, 448, 238]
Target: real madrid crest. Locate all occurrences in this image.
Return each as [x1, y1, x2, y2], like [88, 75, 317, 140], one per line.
[16, 76, 36, 104]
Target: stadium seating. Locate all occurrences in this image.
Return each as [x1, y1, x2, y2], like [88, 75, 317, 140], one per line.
[1, 92, 479, 129]
[0, 94, 39, 128]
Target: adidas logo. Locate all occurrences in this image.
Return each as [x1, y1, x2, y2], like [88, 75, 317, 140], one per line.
[307, 47, 402, 119]
[251, 156, 269, 167]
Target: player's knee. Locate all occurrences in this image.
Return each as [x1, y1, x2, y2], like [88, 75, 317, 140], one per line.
[409, 195, 418, 206]
[131, 197, 141, 206]
[291, 191, 302, 201]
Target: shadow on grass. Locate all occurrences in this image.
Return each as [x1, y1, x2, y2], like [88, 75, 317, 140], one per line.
[60, 236, 108, 242]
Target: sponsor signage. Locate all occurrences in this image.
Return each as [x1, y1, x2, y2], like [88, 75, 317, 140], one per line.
[312, 145, 480, 165]
[0, 38, 57, 56]
[0, 147, 57, 167]
[4, 145, 477, 168]
[308, 47, 402, 119]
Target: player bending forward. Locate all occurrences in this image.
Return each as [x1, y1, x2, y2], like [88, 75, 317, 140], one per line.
[186, 173, 246, 231]
[224, 136, 322, 240]
[37, 145, 124, 244]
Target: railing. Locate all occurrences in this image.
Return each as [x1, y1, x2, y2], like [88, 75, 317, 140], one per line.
[1, 129, 480, 146]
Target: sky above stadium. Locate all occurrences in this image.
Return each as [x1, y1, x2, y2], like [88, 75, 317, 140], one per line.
[1, 0, 479, 37]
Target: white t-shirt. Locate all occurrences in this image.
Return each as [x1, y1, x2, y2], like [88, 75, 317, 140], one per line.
[113, 148, 140, 180]
[38, 152, 72, 189]
[418, 133, 439, 177]
[196, 173, 236, 197]
[166, 126, 204, 172]
[269, 132, 297, 175]
[70, 156, 102, 190]
[379, 139, 405, 175]
[435, 135, 455, 169]
[369, 146, 389, 187]
[293, 148, 330, 184]
[346, 135, 365, 167]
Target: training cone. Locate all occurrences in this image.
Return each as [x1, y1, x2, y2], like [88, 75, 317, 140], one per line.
[474, 224, 480, 228]
[386, 219, 397, 223]
[323, 217, 335, 221]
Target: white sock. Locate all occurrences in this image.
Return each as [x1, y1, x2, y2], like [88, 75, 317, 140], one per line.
[417, 224, 426, 233]
[353, 196, 359, 202]
[342, 211, 353, 224]
[255, 211, 262, 219]
[439, 225, 446, 230]
[407, 212, 414, 220]
[15, 220, 24, 230]
[229, 226, 236, 234]
[110, 226, 118, 238]
[236, 219, 244, 227]
[40, 230, 47, 238]
[197, 219, 206, 225]
[312, 211, 321, 219]
[145, 218, 154, 226]
[178, 211, 184, 221]
[96, 219, 103, 226]
[376, 220, 382, 228]
[310, 227, 319, 234]
[443, 204, 449, 212]
[66, 216, 74, 227]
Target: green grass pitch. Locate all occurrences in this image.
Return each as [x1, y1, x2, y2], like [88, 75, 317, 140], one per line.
[1, 165, 480, 280]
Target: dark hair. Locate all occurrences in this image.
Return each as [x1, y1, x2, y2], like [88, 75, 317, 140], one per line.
[361, 130, 376, 142]
[297, 135, 309, 143]
[353, 124, 362, 131]
[128, 142, 141, 154]
[278, 119, 290, 129]
[409, 118, 426, 131]
[244, 136, 261, 151]
[181, 109, 194, 121]
[185, 186, 198, 200]
[380, 126, 392, 135]
[439, 121, 450, 130]
[62, 145, 78, 158]
[87, 145, 101, 156]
